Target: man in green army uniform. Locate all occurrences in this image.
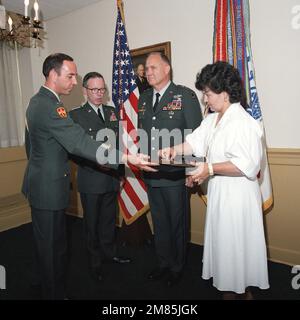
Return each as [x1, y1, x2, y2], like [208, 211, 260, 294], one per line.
[69, 72, 130, 283]
[136, 52, 203, 287]
[22, 53, 150, 299]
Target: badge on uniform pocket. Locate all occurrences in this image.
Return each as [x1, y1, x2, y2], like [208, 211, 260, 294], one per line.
[110, 111, 117, 122]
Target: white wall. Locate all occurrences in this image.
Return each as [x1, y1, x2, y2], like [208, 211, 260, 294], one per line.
[250, 0, 300, 148]
[27, 0, 300, 148]
[29, 46, 49, 94]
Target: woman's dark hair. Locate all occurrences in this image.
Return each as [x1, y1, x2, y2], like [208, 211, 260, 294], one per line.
[195, 61, 246, 107]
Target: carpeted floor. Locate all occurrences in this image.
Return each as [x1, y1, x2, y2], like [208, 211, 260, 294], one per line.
[0, 215, 299, 300]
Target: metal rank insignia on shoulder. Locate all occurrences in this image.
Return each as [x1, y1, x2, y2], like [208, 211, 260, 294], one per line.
[56, 106, 67, 118]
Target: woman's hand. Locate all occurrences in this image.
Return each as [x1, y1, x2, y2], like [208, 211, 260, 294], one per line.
[185, 176, 195, 188]
[188, 162, 209, 184]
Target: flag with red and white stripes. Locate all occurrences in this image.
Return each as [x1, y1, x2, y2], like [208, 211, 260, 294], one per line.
[112, 1, 149, 224]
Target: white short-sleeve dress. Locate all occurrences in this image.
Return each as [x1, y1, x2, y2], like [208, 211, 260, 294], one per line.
[186, 103, 269, 293]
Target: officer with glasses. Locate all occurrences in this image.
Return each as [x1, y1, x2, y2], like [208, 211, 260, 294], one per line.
[70, 72, 131, 282]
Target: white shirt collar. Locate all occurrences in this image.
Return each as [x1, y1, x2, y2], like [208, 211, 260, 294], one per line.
[88, 101, 104, 117]
[43, 85, 60, 102]
[153, 80, 171, 102]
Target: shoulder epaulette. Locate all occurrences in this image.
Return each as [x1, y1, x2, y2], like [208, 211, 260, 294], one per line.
[178, 84, 197, 97]
[103, 104, 115, 110]
[178, 84, 192, 91]
[71, 105, 83, 111]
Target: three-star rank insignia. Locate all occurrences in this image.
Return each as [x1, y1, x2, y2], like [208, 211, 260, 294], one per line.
[56, 106, 67, 118]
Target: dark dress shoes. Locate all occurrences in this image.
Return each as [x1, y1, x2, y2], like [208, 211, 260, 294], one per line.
[166, 271, 182, 287]
[147, 267, 169, 280]
[112, 256, 131, 264]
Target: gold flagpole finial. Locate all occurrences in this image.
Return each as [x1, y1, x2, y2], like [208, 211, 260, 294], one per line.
[117, 0, 125, 24]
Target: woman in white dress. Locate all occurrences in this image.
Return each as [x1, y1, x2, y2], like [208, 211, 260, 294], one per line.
[159, 61, 269, 299]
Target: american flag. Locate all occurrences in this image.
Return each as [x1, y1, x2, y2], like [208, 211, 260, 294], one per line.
[112, 2, 149, 224]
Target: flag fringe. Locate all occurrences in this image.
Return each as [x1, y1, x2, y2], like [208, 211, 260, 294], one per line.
[120, 204, 150, 225]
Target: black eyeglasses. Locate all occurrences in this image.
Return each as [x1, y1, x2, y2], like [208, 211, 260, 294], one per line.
[85, 87, 106, 94]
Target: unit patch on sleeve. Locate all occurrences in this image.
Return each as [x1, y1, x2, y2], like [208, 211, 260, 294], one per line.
[56, 107, 67, 118]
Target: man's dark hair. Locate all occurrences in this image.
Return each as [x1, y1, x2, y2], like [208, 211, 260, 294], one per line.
[195, 61, 246, 107]
[82, 72, 104, 88]
[42, 53, 74, 78]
